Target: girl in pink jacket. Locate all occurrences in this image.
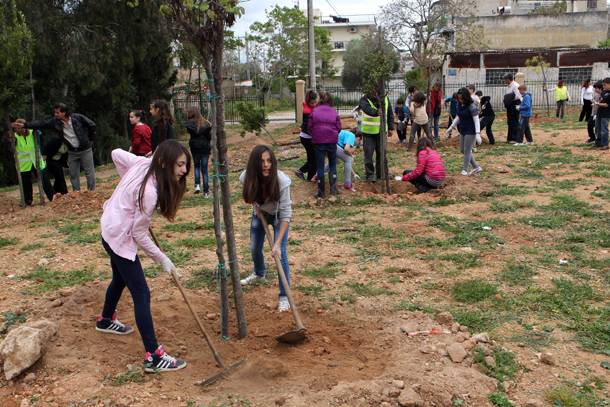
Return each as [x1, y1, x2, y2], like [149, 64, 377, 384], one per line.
[401, 137, 446, 192]
[96, 140, 191, 373]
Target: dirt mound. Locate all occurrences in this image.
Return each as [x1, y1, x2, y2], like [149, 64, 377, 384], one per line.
[47, 190, 109, 216]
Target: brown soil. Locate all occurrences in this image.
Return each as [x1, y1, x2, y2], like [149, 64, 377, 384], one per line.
[0, 122, 608, 407]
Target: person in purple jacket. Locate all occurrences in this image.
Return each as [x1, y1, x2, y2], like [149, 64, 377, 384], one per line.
[308, 91, 342, 198]
[96, 140, 191, 373]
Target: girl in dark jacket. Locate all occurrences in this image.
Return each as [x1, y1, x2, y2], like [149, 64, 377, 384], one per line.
[149, 99, 175, 153]
[185, 108, 212, 196]
[295, 90, 318, 181]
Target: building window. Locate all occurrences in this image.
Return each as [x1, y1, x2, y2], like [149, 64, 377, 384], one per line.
[558, 67, 593, 84]
[485, 69, 518, 85]
[587, 0, 597, 9]
[334, 41, 345, 50]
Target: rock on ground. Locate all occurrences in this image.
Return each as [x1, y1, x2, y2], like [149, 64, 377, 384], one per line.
[446, 343, 468, 363]
[0, 319, 58, 380]
[397, 388, 424, 407]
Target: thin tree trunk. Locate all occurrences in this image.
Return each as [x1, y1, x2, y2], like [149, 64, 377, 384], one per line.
[212, 44, 248, 339]
[205, 60, 229, 339]
[33, 131, 45, 205]
[5, 115, 25, 207]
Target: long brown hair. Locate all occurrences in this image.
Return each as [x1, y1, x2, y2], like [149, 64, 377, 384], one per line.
[242, 144, 279, 205]
[186, 107, 209, 131]
[151, 99, 174, 143]
[416, 136, 435, 156]
[138, 139, 191, 221]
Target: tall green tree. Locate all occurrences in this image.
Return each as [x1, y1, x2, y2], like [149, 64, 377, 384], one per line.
[248, 6, 334, 91]
[0, 0, 33, 187]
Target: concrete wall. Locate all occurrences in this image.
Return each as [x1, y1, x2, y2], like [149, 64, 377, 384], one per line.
[467, 11, 608, 49]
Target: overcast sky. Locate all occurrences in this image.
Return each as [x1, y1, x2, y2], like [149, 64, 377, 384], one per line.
[233, 0, 393, 36]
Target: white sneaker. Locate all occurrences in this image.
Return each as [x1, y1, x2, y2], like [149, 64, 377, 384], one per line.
[203, 192, 210, 198]
[461, 170, 469, 176]
[469, 166, 482, 176]
[526, 142, 534, 145]
[278, 296, 290, 312]
[240, 273, 264, 285]
[194, 184, 201, 194]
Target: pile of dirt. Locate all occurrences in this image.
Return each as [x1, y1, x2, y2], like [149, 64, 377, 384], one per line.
[47, 190, 109, 216]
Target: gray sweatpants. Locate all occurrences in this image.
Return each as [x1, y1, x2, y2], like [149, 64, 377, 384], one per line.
[68, 148, 96, 191]
[459, 133, 478, 172]
[336, 146, 353, 187]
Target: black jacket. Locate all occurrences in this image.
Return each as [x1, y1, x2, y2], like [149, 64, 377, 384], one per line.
[151, 121, 175, 151]
[185, 120, 211, 155]
[25, 113, 96, 152]
[480, 96, 495, 118]
[358, 96, 395, 132]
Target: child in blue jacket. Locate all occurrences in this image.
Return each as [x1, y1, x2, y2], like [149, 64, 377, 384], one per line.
[516, 85, 533, 145]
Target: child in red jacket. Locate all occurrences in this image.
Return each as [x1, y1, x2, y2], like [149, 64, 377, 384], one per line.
[400, 137, 446, 192]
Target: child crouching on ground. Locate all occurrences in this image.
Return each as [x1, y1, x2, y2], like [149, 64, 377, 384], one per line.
[401, 137, 446, 193]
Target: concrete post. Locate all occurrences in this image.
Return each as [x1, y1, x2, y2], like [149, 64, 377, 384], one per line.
[515, 72, 525, 85]
[296, 80, 305, 126]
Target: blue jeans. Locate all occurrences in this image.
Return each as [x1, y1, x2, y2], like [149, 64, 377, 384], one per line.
[193, 153, 209, 193]
[101, 238, 158, 353]
[597, 117, 609, 147]
[429, 114, 441, 140]
[315, 143, 337, 195]
[250, 212, 290, 297]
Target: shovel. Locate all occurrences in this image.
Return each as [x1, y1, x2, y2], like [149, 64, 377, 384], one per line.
[149, 228, 245, 386]
[257, 210, 307, 345]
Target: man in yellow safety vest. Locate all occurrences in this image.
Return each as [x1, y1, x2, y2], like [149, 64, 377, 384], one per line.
[14, 124, 53, 205]
[358, 91, 394, 182]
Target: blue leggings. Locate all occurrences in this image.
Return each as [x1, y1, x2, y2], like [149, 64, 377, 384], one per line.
[101, 238, 158, 353]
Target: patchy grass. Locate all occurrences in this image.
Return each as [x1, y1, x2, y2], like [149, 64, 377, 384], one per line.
[57, 221, 99, 245]
[104, 365, 145, 386]
[394, 301, 435, 314]
[451, 309, 503, 332]
[177, 236, 216, 249]
[451, 279, 498, 303]
[0, 311, 27, 334]
[0, 237, 19, 248]
[302, 261, 341, 279]
[345, 282, 395, 297]
[488, 392, 515, 407]
[546, 383, 608, 407]
[164, 221, 214, 232]
[20, 242, 44, 252]
[21, 266, 102, 293]
[489, 200, 536, 213]
[473, 347, 519, 382]
[296, 284, 325, 298]
[498, 261, 536, 286]
[185, 268, 217, 290]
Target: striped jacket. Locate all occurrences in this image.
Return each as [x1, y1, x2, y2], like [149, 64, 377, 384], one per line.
[402, 147, 446, 183]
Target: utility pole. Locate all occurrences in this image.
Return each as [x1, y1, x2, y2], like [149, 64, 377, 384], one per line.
[307, 0, 316, 89]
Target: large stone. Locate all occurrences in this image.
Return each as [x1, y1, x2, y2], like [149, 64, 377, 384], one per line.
[397, 388, 424, 407]
[447, 343, 468, 363]
[471, 332, 490, 343]
[0, 319, 57, 380]
[435, 311, 453, 325]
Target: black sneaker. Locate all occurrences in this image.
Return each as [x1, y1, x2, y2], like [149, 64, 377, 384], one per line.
[144, 345, 187, 373]
[96, 312, 134, 335]
[294, 169, 305, 180]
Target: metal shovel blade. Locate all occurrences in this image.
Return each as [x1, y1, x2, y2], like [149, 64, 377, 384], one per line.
[276, 328, 307, 344]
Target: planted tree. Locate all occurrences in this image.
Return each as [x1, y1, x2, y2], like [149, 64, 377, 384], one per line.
[525, 55, 551, 116]
[382, 0, 485, 91]
[235, 102, 275, 143]
[160, 0, 247, 338]
[341, 30, 400, 193]
[0, 0, 33, 204]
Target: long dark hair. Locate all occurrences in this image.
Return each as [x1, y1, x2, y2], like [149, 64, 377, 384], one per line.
[151, 99, 174, 143]
[186, 107, 209, 131]
[457, 87, 474, 106]
[318, 91, 333, 106]
[416, 136, 435, 156]
[138, 139, 191, 221]
[305, 90, 318, 107]
[582, 79, 591, 88]
[242, 144, 280, 205]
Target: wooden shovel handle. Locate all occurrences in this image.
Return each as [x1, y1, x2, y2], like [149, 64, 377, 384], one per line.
[257, 209, 305, 331]
[149, 228, 226, 369]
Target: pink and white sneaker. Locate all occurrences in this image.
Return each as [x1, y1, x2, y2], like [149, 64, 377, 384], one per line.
[144, 345, 187, 373]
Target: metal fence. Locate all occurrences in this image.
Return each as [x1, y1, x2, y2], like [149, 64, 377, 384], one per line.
[321, 84, 408, 114]
[443, 80, 605, 110]
[171, 92, 265, 124]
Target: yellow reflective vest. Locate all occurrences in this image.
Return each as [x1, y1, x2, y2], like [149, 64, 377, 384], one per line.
[15, 130, 46, 172]
[361, 97, 389, 135]
[555, 86, 569, 102]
